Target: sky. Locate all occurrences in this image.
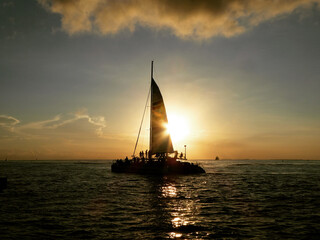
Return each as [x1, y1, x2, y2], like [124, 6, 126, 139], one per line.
[0, 0, 320, 160]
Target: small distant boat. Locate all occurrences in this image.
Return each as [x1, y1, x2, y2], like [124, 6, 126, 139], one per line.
[215, 156, 220, 160]
[111, 62, 205, 174]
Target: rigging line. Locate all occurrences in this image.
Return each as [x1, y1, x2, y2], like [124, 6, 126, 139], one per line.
[149, 61, 153, 156]
[132, 86, 151, 157]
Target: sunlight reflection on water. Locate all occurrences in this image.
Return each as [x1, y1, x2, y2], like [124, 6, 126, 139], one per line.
[1, 160, 320, 239]
[158, 178, 200, 239]
[161, 184, 177, 198]
[169, 231, 182, 238]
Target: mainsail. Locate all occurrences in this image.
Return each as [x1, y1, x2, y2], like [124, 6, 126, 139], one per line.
[150, 78, 174, 155]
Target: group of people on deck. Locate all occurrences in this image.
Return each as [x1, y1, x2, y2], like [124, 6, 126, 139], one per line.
[139, 150, 149, 159]
[121, 150, 185, 164]
[137, 150, 185, 160]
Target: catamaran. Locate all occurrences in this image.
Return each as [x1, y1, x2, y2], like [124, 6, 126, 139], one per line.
[111, 61, 205, 174]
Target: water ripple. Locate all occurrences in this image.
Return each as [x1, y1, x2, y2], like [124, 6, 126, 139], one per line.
[0, 160, 320, 239]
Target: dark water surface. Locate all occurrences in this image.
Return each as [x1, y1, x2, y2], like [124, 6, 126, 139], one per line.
[1, 160, 320, 239]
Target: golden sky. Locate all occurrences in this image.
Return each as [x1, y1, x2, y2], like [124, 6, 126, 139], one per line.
[0, 0, 320, 160]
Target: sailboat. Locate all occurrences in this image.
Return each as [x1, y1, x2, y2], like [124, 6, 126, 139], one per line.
[111, 61, 205, 174]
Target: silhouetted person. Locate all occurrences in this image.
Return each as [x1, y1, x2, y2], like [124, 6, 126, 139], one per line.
[180, 152, 183, 159]
[145, 150, 148, 159]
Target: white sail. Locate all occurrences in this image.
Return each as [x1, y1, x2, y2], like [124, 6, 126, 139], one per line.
[150, 78, 174, 155]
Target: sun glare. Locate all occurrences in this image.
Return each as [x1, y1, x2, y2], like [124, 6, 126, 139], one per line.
[166, 114, 190, 143]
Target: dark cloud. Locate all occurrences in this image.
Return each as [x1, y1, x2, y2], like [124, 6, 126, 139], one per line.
[38, 0, 320, 39]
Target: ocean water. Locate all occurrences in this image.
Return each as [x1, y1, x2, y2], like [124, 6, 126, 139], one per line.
[0, 160, 319, 239]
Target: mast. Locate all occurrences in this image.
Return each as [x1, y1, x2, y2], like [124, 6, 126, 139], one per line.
[149, 61, 153, 158]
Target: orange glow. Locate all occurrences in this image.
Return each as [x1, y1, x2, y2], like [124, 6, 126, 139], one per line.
[165, 114, 190, 144]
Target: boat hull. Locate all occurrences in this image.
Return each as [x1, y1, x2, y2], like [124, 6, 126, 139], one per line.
[111, 160, 205, 175]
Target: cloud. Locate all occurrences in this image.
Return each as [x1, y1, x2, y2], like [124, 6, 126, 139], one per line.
[0, 110, 111, 159]
[0, 110, 106, 139]
[0, 115, 20, 126]
[18, 110, 106, 137]
[0, 115, 20, 139]
[38, 0, 320, 39]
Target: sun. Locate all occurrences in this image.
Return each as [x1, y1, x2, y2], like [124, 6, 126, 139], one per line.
[166, 114, 190, 143]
